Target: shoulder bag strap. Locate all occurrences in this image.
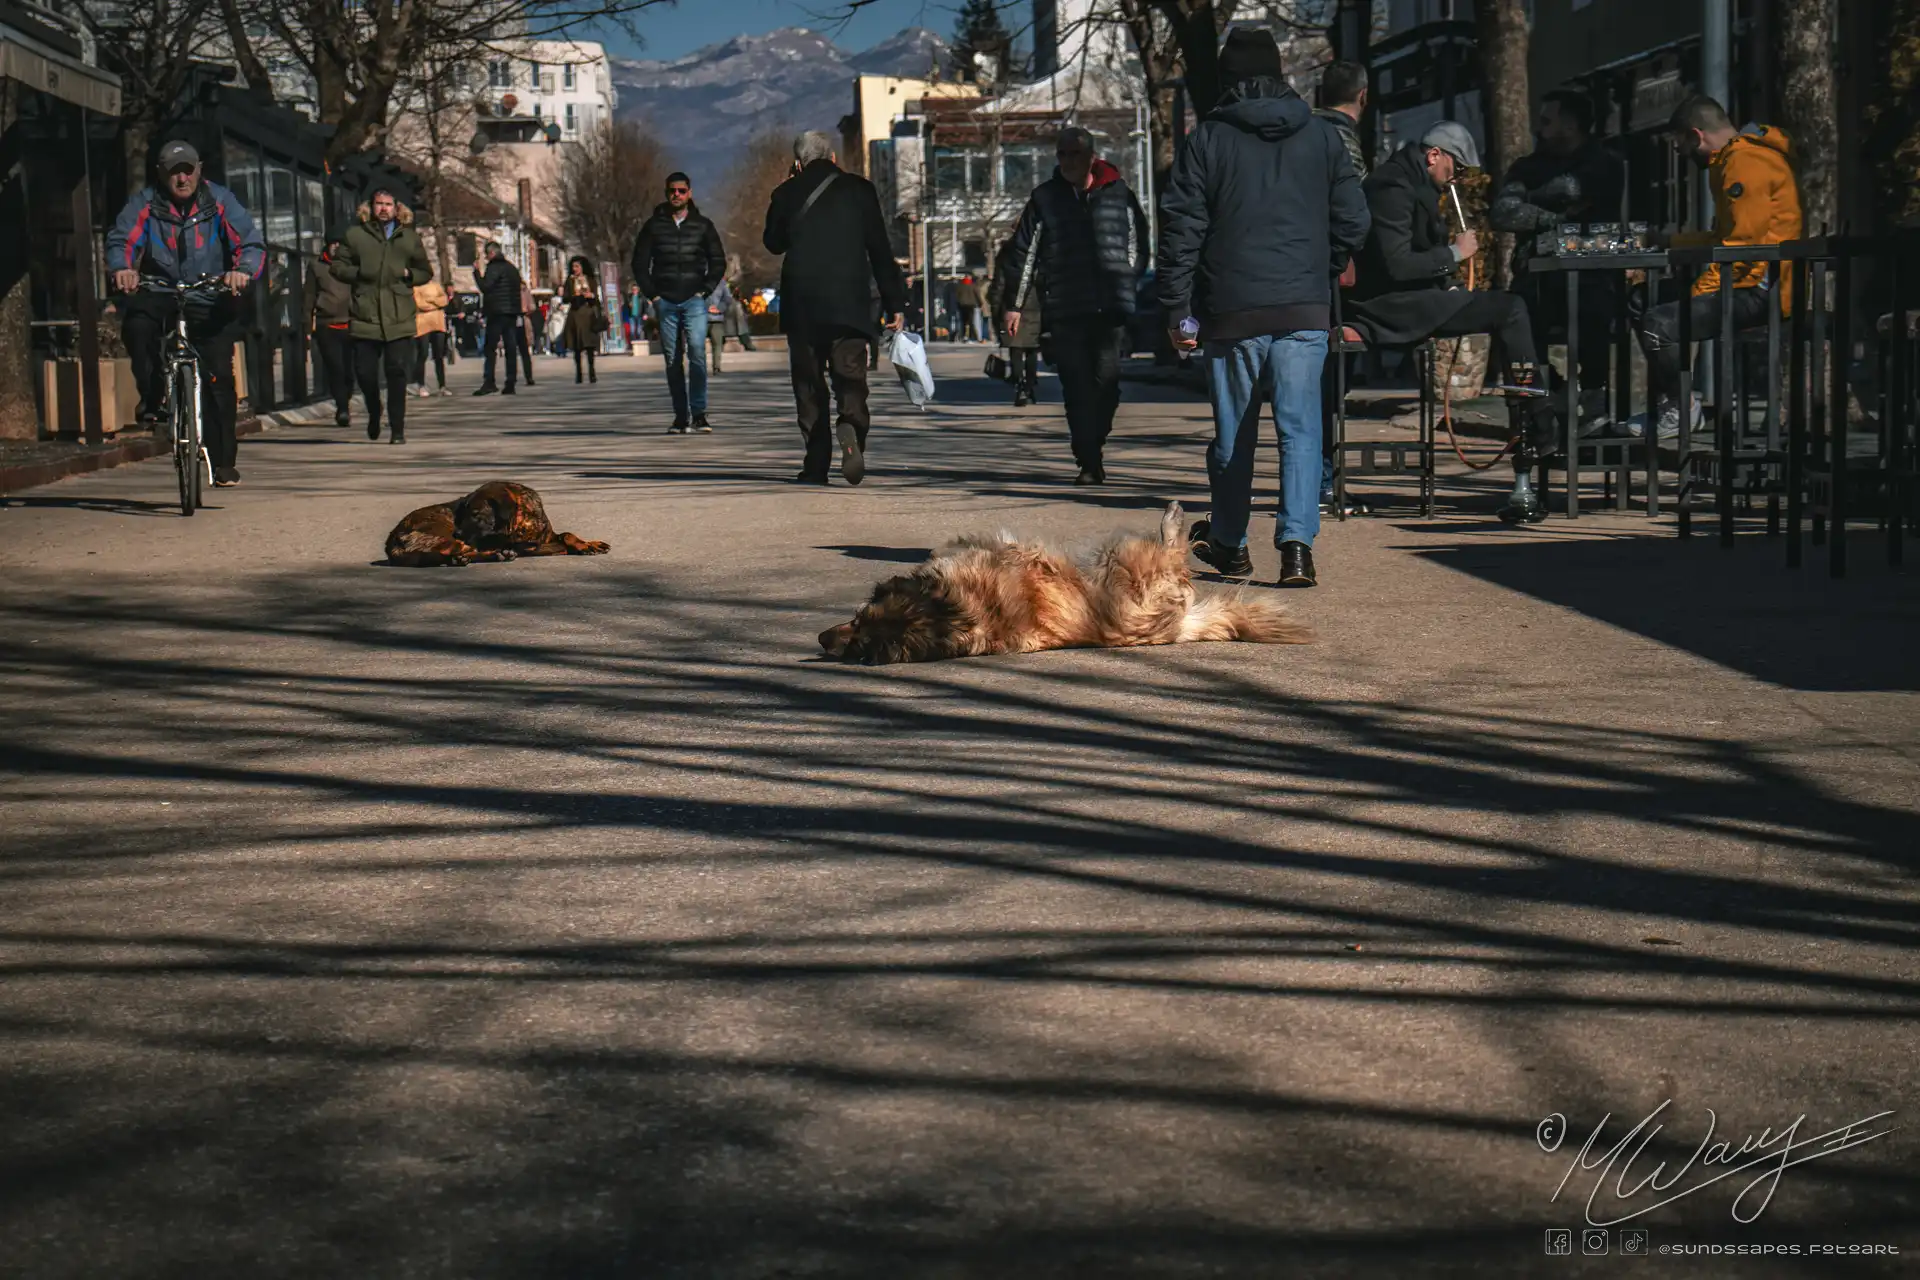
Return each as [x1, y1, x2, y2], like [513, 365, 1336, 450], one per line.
[796, 171, 841, 223]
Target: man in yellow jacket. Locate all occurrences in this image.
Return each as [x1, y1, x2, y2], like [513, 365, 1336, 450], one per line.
[1634, 95, 1802, 438]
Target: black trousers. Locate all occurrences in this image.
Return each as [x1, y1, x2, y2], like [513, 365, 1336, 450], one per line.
[1429, 291, 1537, 367]
[1516, 272, 1616, 389]
[355, 337, 413, 434]
[414, 331, 448, 388]
[1050, 315, 1127, 468]
[315, 326, 354, 416]
[1012, 347, 1038, 394]
[790, 331, 871, 477]
[1636, 286, 1773, 401]
[123, 297, 239, 469]
[514, 318, 535, 382]
[482, 314, 518, 389]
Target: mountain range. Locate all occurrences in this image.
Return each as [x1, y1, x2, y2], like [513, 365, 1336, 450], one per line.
[610, 27, 950, 181]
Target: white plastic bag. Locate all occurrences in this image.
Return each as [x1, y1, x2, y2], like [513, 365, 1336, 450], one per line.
[885, 329, 935, 410]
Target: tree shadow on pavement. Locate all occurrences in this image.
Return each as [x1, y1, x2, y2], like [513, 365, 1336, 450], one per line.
[1, 558, 1915, 1276]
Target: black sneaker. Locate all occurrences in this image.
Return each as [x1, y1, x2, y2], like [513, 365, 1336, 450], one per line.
[1278, 541, 1317, 588]
[1073, 461, 1106, 486]
[837, 421, 865, 485]
[213, 467, 240, 487]
[792, 470, 830, 486]
[502, 385, 517, 396]
[333, 411, 349, 428]
[366, 416, 381, 441]
[667, 418, 689, 435]
[692, 414, 713, 434]
[390, 431, 406, 445]
[473, 385, 498, 397]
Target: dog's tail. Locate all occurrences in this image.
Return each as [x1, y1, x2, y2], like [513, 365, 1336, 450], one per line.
[1177, 592, 1314, 644]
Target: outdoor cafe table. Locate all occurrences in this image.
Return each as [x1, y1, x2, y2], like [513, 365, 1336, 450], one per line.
[1524, 249, 1670, 518]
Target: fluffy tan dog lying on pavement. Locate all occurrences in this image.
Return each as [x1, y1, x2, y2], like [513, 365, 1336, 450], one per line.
[818, 503, 1311, 665]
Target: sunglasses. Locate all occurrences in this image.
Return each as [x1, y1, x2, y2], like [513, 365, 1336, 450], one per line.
[667, 185, 690, 194]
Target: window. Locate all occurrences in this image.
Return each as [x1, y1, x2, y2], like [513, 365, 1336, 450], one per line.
[563, 63, 575, 90]
[1000, 147, 1042, 195]
[564, 103, 577, 136]
[456, 233, 477, 267]
[525, 60, 540, 86]
[530, 101, 541, 120]
[488, 60, 509, 88]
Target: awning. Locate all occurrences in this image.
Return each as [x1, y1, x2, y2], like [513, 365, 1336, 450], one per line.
[0, 27, 121, 116]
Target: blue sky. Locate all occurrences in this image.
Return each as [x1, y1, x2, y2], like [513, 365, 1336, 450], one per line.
[599, 0, 944, 61]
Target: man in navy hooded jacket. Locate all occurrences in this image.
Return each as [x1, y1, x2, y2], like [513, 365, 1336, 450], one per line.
[1158, 29, 1369, 588]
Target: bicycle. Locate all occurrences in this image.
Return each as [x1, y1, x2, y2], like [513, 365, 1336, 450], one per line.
[154, 274, 226, 516]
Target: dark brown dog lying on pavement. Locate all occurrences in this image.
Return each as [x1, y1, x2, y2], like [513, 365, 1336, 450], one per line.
[385, 481, 610, 567]
[818, 503, 1311, 664]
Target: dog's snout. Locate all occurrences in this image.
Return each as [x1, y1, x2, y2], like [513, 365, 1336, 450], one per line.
[819, 622, 856, 657]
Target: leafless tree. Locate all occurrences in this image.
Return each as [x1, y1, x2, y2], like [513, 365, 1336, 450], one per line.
[1775, 0, 1837, 234]
[714, 126, 799, 293]
[65, 0, 222, 186]
[222, 0, 672, 165]
[1473, 0, 1528, 288]
[555, 119, 669, 286]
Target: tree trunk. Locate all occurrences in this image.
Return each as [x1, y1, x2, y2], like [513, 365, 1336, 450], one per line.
[1473, 0, 1530, 288]
[123, 116, 153, 193]
[1775, 0, 1837, 234]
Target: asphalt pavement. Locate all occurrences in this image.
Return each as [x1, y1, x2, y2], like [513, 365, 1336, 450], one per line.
[2, 344, 1916, 1278]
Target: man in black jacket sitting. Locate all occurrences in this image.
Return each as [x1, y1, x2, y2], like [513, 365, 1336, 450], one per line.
[1158, 27, 1370, 588]
[762, 131, 907, 485]
[1347, 122, 1557, 523]
[1003, 126, 1150, 485]
[473, 241, 523, 396]
[631, 172, 727, 433]
[1491, 89, 1625, 423]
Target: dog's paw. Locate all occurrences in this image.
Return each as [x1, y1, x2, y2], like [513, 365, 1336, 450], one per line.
[448, 555, 472, 567]
[583, 540, 610, 555]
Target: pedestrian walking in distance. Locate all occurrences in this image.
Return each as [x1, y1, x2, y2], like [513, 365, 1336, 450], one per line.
[762, 130, 908, 486]
[1003, 125, 1150, 485]
[631, 171, 727, 433]
[1158, 26, 1370, 587]
[560, 256, 604, 383]
[411, 277, 450, 398]
[473, 241, 524, 396]
[306, 229, 354, 426]
[332, 188, 433, 444]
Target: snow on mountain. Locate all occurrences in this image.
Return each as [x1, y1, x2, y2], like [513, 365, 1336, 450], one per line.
[610, 27, 948, 179]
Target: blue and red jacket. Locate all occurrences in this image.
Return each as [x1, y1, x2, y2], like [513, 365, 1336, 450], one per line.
[105, 181, 266, 289]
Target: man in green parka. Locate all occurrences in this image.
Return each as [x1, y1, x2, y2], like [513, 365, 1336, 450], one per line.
[332, 188, 433, 443]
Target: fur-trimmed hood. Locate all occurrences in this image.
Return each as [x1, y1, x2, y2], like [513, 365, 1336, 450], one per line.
[354, 200, 415, 226]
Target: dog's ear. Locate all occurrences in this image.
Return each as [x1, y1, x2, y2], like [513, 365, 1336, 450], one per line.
[1160, 502, 1184, 547]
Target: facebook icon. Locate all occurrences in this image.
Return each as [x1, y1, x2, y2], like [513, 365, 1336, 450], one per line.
[1544, 1228, 1574, 1256]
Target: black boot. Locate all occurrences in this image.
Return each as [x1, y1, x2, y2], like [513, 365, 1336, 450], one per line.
[366, 410, 381, 441]
[1278, 541, 1317, 588]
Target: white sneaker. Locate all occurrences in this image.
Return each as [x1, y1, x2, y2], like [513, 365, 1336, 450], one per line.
[1627, 395, 1702, 441]
[438, 387, 452, 397]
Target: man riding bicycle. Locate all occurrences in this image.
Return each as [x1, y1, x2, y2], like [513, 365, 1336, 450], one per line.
[105, 139, 264, 487]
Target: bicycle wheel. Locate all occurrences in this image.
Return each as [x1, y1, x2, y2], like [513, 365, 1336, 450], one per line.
[174, 362, 200, 516]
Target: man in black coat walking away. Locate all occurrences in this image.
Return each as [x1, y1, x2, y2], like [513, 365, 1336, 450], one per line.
[1346, 121, 1558, 523]
[763, 131, 907, 485]
[1002, 126, 1150, 485]
[1159, 27, 1370, 588]
[473, 241, 524, 396]
[631, 172, 727, 433]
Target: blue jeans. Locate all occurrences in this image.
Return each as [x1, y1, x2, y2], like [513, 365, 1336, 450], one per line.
[655, 295, 709, 417]
[1204, 330, 1328, 549]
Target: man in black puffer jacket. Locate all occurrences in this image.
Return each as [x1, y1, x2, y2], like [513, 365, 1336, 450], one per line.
[1158, 27, 1371, 588]
[1003, 126, 1149, 484]
[631, 172, 727, 432]
[474, 240, 524, 396]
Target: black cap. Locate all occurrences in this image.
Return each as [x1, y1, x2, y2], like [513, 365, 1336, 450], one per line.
[156, 140, 200, 172]
[1218, 28, 1285, 85]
